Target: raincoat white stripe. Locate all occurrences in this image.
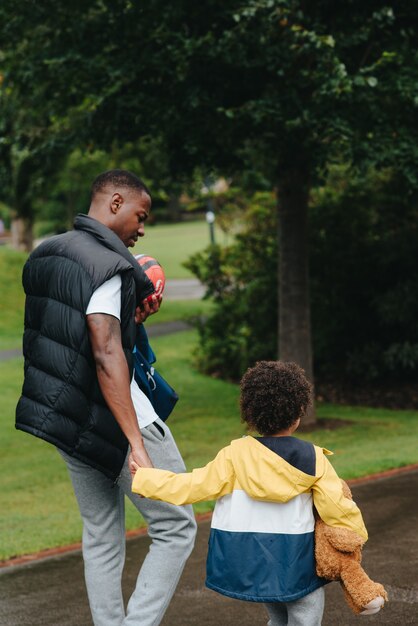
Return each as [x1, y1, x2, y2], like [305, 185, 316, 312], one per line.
[212, 490, 315, 534]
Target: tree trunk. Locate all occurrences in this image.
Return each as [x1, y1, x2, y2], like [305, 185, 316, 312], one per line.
[167, 194, 182, 221]
[11, 216, 33, 252]
[12, 156, 36, 252]
[277, 168, 316, 426]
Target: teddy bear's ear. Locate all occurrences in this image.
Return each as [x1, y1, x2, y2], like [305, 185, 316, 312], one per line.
[323, 525, 365, 552]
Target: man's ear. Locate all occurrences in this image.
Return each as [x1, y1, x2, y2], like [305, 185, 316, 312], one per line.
[110, 192, 123, 214]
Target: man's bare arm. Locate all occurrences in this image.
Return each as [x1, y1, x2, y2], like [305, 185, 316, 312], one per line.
[87, 313, 153, 471]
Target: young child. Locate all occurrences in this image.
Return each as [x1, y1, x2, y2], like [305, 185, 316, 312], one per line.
[132, 361, 369, 625]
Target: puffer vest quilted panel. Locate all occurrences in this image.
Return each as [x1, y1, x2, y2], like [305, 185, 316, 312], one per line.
[16, 228, 142, 480]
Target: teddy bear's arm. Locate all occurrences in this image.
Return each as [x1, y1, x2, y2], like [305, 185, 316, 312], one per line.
[322, 523, 365, 552]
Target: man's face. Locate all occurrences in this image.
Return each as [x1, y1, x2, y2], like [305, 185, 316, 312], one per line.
[111, 189, 151, 247]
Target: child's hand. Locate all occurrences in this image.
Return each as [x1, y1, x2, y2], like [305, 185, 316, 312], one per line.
[129, 459, 146, 497]
[130, 460, 140, 476]
[128, 454, 141, 478]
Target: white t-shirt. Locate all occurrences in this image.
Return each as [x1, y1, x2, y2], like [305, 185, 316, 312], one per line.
[86, 274, 157, 429]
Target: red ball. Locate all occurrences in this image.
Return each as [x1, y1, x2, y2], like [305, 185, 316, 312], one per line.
[135, 254, 165, 296]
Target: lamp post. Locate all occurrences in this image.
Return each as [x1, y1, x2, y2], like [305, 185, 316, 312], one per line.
[204, 176, 216, 245]
[206, 207, 216, 245]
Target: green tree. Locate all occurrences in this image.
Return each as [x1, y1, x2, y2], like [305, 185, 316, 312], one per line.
[0, 56, 71, 250]
[144, 1, 416, 421]
[2, 1, 418, 422]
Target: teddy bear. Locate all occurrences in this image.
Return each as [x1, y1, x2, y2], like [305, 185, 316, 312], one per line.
[314, 480, 388, 615]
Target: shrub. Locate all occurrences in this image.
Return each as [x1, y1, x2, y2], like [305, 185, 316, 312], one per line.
[310, 166, 418, 381]
[185, 192, 278, 381]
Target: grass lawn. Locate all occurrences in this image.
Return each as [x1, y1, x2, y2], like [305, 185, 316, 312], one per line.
[1, 330, 418, 561]
[132, 218, 227, 279]
[145, 298, 213, 327]
[2, 227, 417, 560]
[0, 248, 27, 349]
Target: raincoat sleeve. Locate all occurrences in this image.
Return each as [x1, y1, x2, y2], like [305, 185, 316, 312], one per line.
[312, 449, 368, 541]
[132, 445, 235, 505]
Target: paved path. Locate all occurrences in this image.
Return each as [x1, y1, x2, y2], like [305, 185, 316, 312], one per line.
[0, 348, 21, 361]
[0, 320, 194, 362]
[163, 278, 205, 301]
[1, 469, 417, 625]
[0, 321, 193, 362]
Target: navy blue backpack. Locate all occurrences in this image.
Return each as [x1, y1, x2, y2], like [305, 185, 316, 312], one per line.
[133, 324, 178, 421]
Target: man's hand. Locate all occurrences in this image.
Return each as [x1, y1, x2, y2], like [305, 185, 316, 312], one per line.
[129, 445, 153, 477]
[135, 293, 162, 324]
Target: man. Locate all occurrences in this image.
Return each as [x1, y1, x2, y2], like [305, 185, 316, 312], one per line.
[16, 169, 197, 626]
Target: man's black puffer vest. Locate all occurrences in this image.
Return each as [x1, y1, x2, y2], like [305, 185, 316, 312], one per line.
[15, 214, 155, 480]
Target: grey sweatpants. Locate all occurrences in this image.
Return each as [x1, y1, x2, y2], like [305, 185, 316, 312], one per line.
[265, 586, 325, 626]
[59, 418, 197, 626]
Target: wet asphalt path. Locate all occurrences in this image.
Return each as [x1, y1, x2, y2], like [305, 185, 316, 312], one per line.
[1, 469, 417, 625]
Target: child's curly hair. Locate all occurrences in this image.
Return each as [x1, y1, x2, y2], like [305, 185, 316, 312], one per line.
[240, 360, 313, 435]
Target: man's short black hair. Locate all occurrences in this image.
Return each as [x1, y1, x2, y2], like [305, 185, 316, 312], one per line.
[91, 169, 151, 201]
[240, 360, 313, 435]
